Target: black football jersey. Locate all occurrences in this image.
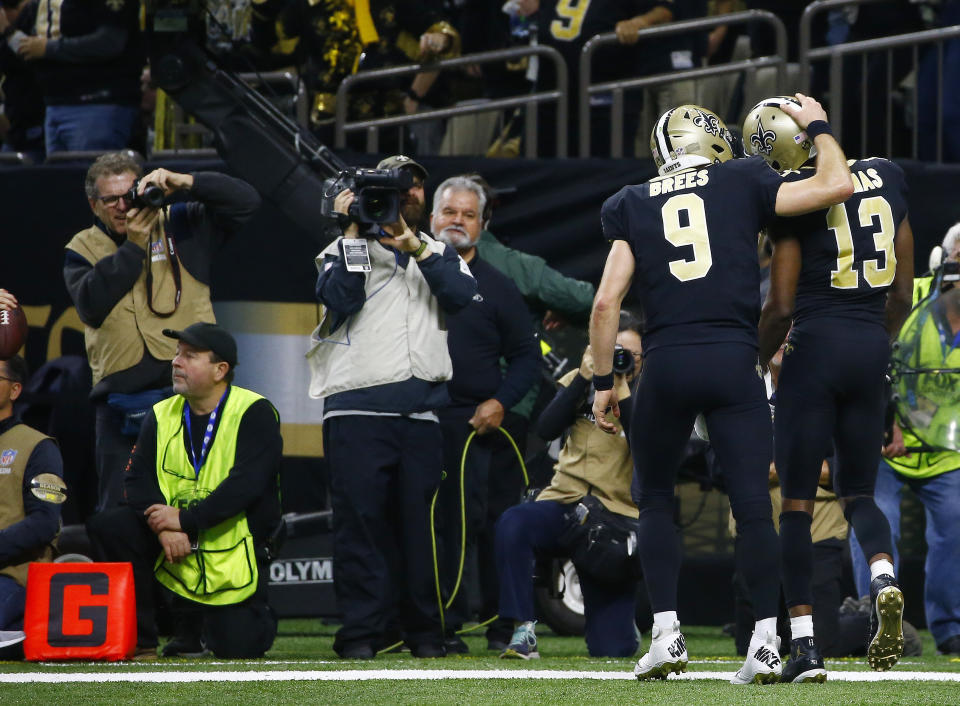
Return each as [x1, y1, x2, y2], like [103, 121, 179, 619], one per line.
[601, 156, 783, 351]
[769, 158, 909, 328]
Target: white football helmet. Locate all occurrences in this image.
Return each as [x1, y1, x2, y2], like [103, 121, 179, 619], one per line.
[742, 96, 815, 172]
[650, 105, 735, 176]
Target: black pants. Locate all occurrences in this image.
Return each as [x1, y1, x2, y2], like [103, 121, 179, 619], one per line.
[776, 323, 890, 501]
[86, 506, 277, 658]
[94, 402, 136, 511]
[324, 415, 444, 655]
[437, 409, 526, 638]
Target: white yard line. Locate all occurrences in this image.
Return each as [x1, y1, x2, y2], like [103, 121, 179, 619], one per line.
[1, 669, 959, 683]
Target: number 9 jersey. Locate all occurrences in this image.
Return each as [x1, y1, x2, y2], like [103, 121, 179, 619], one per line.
[769, 158, 909, 330]
[600, 155, 783, 352]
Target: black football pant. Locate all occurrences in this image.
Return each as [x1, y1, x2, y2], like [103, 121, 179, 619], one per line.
[630, 342, 780, 620]
[86, 506, 277, 657]
[775, 322, 893, 608]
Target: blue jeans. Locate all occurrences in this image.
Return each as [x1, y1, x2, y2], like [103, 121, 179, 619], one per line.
[495, 499, 639, 658]
[45, 103, 138, 155]
[849, 462, 960, 646]
[0, 575, 26, 631]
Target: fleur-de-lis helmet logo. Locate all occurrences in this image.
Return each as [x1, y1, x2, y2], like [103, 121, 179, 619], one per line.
[692, 109, 721, 137]
[750, 117, 777, 156]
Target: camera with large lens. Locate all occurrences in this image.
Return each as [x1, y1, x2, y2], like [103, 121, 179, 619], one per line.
[612, 344, 635, 376]
[125, 180, 165, 209]
[321, 167, 414, 226]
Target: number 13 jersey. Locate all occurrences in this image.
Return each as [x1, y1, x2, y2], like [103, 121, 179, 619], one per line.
[769, 158, 909, 330]
[601, 155, 782, 352]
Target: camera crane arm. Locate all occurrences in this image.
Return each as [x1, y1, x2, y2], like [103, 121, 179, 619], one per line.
[144, 0, 348, 242]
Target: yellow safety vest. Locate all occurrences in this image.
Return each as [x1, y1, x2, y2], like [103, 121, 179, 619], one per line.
[889, 276, 960, 479]
[152, 386, 264, 605]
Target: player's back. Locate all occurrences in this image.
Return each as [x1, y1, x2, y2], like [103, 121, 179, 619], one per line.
[601, 155, 782, 351]
[771, 157, 909, 331]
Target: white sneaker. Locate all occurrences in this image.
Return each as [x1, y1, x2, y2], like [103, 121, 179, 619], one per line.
[731, 630, 782, 685]
[634, 621, 688, 680]
[0, 631, 25, 649]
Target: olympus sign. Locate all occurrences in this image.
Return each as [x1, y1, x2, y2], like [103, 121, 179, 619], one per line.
[268, 557, 334, 585]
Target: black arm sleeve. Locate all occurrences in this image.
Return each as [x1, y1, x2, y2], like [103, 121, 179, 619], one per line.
[536, 375, 590, 440]
[178, 400, 282, 539]
[417, 246, 477, 314]
[0, 440, 63, 568]
[181, 172, 262, 242]
[63, 241, 146, 328]
[45, 26, 128, 63]
[316, 246, 367, 317]
[122, 412, 165, 513]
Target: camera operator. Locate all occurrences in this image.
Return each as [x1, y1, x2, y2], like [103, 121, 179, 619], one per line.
[63, 152, 261, 515]
[307, 180, 477, 659]
[495, 314, 643, 660]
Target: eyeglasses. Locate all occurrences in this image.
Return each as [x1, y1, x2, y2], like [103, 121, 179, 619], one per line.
[97, 193, 129, 207]
[0, 376, 18, 384]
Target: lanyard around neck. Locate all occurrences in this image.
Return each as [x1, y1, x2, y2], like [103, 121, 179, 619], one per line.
[183, 388, 229, 479]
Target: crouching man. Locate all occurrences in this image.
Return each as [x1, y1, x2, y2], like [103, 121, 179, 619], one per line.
[88, 323, 282, 659]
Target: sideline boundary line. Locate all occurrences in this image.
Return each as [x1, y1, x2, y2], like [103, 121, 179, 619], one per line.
[2, 669, 959, 683]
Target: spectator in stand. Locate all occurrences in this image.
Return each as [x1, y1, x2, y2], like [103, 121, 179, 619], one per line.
[250, 0, 459, 153]
[0, 0, 45, 162]
[514, 0, 707, 157]
[17, 0, 143, 155]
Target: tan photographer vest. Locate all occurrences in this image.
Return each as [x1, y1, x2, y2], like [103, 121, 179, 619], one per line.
[0, 424, 58, 587]
[65, 217, 216, 385]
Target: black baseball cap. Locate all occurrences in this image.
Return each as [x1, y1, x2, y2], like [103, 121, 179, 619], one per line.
[376, 154, 428, 181]
[163, 322, 238, 368]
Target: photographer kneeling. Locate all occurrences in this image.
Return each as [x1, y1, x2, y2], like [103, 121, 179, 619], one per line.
[307, 171, 477, 659]
[495, 315, 644, 659]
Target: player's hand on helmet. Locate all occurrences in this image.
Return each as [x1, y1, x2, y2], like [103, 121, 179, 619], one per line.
[579, 345, 594, 379]
[782, 93, 828, 130]
[592, 388, 620, 434]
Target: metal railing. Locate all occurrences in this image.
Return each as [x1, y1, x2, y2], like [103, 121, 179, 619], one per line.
[0, 152, 33, 166]
[334, 45, 569, 158]
[799, 0, 960, 161]
[580, 10, 788, 158]
[45, 149, 141, 164]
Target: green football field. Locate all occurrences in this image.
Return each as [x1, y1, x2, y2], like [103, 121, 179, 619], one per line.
[1, 620, 959, 704]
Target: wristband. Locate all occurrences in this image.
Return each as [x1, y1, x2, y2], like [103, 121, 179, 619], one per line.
[592, 372, 614, 391]
[411, 240, 428, 259]
[805, 120, 833, 140]
[405, 87, 423, 102]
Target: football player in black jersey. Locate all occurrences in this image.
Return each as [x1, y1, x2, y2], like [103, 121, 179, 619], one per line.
[748, 97, 914, 680]
[589, 95, 853, 684]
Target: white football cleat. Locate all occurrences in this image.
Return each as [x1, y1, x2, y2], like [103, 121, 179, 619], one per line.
[731, 630, 782, 684]
[634, 621, 688, 680]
